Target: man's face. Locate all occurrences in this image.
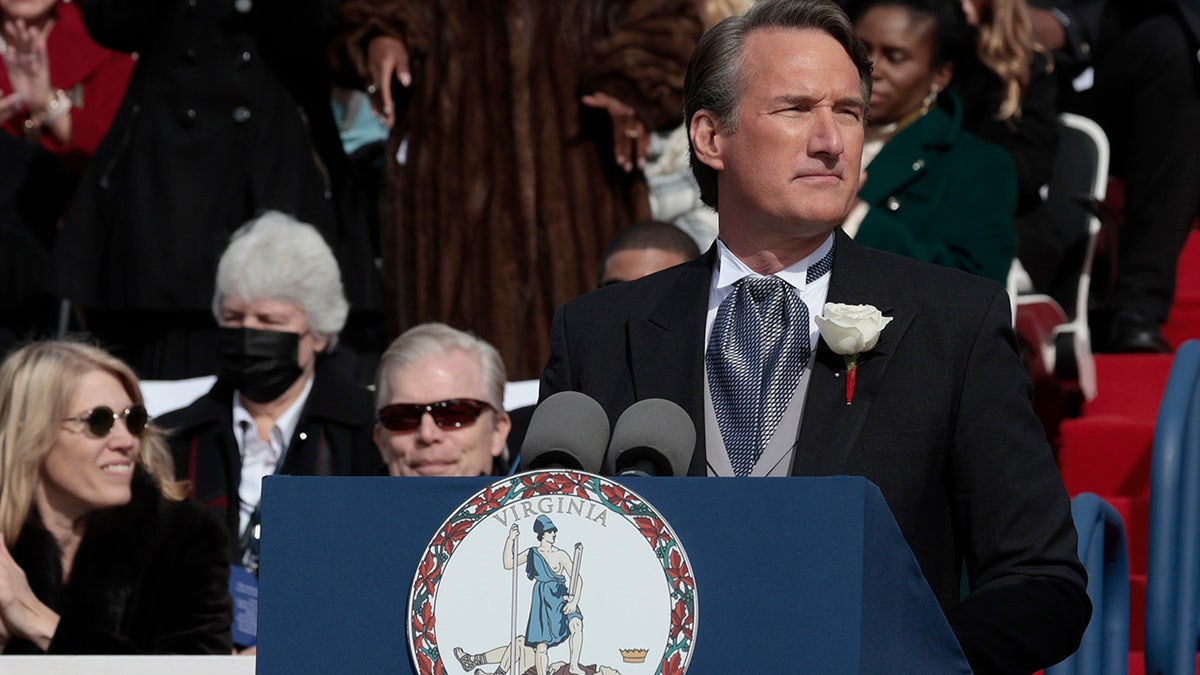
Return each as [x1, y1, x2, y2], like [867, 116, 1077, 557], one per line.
[693, 28, 866, 240]
[374, 349, 511, 477]
[600, 247, 692, 285]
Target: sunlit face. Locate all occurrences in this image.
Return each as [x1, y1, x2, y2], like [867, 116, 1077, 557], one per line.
[0, 0, 56, 22]
[600, 247, 692, 285]
[218, 296, 329, 380]
[692, 28, 866, 241]
[374, 350, 511, 477]
[38, 369, 139, 524]
[856, 5, 953, 126]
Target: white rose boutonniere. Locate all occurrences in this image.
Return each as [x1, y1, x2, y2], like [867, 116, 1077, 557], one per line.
[815, 303, 894, 404]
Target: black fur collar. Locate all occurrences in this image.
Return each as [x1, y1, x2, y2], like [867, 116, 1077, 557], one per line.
[10, 468, 164, 649]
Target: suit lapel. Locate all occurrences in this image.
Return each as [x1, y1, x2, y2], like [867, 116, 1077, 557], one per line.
[628, 251, 713, 474]
[792, 232, 914, 476]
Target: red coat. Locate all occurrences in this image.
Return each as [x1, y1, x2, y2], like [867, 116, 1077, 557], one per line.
[0, 1, 133, 173]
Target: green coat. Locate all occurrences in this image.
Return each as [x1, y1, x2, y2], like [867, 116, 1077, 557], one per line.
[855, 93, 1018, 285]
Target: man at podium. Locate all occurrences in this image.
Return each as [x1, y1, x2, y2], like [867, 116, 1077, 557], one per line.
[539, 0, 1091, 672]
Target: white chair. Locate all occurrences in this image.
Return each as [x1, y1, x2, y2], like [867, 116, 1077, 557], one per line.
[1012, 112, 1110, 402]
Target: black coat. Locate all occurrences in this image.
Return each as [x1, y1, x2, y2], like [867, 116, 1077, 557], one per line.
[6, 470, 232, 654]
[57, 0, 378, 313]
[955, 52, 1067, 293]
[158, 355, 380, 557]
[540, 231, 1091, 674]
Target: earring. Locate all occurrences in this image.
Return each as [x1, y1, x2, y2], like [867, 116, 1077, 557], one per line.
[921, 84, 942, 116]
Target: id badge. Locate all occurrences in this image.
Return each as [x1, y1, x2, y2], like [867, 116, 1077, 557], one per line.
[230, 564, 259, 648]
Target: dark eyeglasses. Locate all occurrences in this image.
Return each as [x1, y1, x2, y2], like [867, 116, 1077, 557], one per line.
[378, 399, 494, 432]
[63, 404, 150, 438]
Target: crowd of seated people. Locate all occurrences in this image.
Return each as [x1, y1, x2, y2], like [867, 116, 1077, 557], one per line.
[2, 0, 1191, 367]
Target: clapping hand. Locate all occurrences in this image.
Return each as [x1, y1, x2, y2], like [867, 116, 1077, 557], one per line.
[2, 17, 54, 115]
[0, 534, 59, 652]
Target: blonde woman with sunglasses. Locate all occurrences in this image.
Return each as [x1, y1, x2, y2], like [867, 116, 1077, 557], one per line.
[0, 339, 231, 654]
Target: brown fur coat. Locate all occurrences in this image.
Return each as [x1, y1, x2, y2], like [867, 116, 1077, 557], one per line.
[332, 1, 703, 378]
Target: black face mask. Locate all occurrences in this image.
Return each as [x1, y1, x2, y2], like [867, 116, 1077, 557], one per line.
[216, 327, 304, 403]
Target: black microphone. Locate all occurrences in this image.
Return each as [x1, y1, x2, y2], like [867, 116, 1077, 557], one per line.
[520, 391, 610, 473]
[606, 398, 695, 477]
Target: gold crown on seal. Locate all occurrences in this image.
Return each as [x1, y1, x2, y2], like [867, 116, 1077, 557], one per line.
[619, 648, 649, 663]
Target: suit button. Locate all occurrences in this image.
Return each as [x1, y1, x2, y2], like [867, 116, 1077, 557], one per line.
[185, 48, 198, 63]
[234, 0, 252, 12]
[886, 196, 900, 211]
[185, 108, 198, 124]
[232, 106, 252, 123]
[237, 50, 252, 68]
[911, 159, 925, 171]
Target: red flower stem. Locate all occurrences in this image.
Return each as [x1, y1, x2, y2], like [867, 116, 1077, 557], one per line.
[845, 356, 858, 405]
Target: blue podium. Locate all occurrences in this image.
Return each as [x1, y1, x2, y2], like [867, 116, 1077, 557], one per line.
[256, 475, 969, 673]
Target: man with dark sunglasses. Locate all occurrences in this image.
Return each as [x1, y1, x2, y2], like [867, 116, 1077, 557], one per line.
[374, 322, 512, 477]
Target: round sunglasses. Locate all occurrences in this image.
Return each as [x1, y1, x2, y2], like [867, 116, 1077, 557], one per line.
[377, 399, 494, 432]
[63, 404, 151, 438]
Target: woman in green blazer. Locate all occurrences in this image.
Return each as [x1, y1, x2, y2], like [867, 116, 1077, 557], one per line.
[847, 0, 1018, 285]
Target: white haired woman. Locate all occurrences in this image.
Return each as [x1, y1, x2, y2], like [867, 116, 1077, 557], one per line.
[0, 339, 231, 654]
[157, 211, 378, 647]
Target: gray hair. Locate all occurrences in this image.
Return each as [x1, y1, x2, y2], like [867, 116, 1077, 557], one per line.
[685, 0, 873, 209]
[212, 211, 349, 349]
[374, 323, 508, 411]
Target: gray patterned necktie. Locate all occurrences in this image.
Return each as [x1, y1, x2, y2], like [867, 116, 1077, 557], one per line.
[706, 250, 832, 476]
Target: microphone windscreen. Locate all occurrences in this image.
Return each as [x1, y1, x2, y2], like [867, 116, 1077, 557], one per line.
[606, 398, 695, 477]
[520, 391, 610, 473]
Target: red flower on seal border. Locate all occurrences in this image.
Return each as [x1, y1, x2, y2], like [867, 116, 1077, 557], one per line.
[431, 519, 472, 556]
[600, 482, 635, 513]
[470, 484, 510, 513]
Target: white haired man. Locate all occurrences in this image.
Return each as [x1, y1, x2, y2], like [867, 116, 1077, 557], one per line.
[374, 322, 512, 477]
[159, 212, 380, 572]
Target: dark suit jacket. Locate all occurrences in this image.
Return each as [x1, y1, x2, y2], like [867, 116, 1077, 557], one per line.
[158, 354, 380, 558]
[540, 230, 1090, 674]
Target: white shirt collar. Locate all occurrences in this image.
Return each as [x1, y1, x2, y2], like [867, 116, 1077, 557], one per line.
[713, 233, 835, 291]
